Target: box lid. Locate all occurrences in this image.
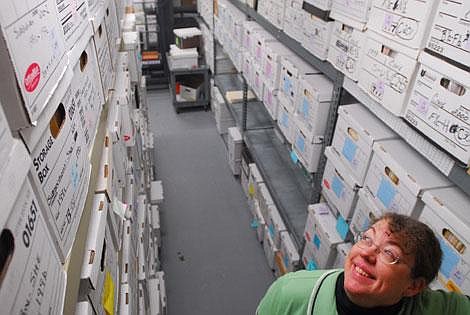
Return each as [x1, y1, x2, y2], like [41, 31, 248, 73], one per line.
[419, 52, 470, 87]
[173, 27, 202, 38]
[422, 187, 470, 229]
[309, 203, 344, 244]
[301, 74, 334, 102]
[372, 139, 453, 196]
[325, 146, 361, 188]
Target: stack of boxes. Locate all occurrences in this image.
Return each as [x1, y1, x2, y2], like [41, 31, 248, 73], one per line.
[227, 126, 244, 175]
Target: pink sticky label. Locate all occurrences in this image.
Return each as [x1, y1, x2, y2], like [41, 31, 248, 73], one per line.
[24, 63, 41, 93]
[416, 97, 429, 115]
[266, 63, 272, 77]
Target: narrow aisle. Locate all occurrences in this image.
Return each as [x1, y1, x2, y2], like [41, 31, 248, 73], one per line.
[147, 90, 274, 315]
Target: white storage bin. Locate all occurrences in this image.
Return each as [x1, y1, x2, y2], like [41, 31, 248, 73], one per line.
[291, 124, 324, 173]
[330, 0, 373, 29]
[263, 42, 293, 88]
[279, 231, 300, 272]
[404, 52, 470, 165]
[350, 188, 384, 237]
[331, 103, 397, 184]
[364, 139, 453, 218]
[266, 204, 288, 248]
[277, 100, 297, 144]
[302, 14, 334, 60]
[263, 82, 280, 121]
[263, 225, 278, 269]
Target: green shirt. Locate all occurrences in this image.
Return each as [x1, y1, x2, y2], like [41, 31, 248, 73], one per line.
[256, 270, 470, 315]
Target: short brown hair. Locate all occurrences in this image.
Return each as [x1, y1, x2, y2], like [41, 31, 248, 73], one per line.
[372, 213, 442, 285]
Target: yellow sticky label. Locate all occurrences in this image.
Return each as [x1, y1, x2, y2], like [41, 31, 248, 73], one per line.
[248, 184, 255, 197]
[445, 280, 462, 294]
[102, 270, 115, 315]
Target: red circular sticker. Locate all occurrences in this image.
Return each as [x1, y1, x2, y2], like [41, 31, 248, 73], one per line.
[24, 63, 41, 93]
[323, 179, 330, 190]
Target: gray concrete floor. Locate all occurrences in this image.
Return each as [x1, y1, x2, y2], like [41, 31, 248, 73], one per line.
[147, 90, 274, 315]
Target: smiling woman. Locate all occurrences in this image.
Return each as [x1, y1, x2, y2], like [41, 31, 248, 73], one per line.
[256, 213, 470, 315]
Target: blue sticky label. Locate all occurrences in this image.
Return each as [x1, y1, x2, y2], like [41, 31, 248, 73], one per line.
[332, 176, 344, 198]
[342, 137, 358, 163]
[269, 224, 275, 239]
[361, 218, 370, 232]
[336, 216, 350, 240]
[283, 77, 290, 94]
[313, 234, 321, 249]
[282, 112, 289, 127]
[302, 98, 310, 118]
[306, 260, 317, 271]
[439, 238, 460, 278]
[284, 255, 289, 268]
[296, 135, 305, 153]
[290, 150, 299, 164]
[250, 219, 258, 229]
[377, 178, 396, 209]
[71, 163, 79, 189]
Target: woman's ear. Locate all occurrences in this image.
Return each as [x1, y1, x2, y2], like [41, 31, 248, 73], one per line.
[403, 277, 427, 297]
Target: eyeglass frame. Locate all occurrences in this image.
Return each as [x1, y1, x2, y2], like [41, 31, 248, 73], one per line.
[354, 230, 411, 267]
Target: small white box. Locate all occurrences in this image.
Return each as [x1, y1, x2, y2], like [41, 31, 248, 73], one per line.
[150, 180, 164, 204]
[119, 283, 136, 315]
[321, 146, 360, 219]
[426, 0, 470, 69]
[0, 0, 69, 130]
[283, 4, 305, 43]
[279, 55, 320, 106]
[279, 231, 300, 272]
[333, 242, 352, 268]
[266, 204, 287, 248]
[104, 0, 120, 67]
[291, 124, 324, 173]
[277, 100, 296, 144]
[367, 0, 439, 50]
[169, 45, 198, 69]
[242, 53, 255, 86]
[252, 200, 266, 243]
[252, 30, 276, 66]
[404, 52, 470, 165]
[263, 42, 293, 89]
[243, 21, 263, 52]
[303, 203, 344, 268]
[327, 21, 366, 81]
[252, 65, 265, 100]
[156, 271, 167, 314]
[302, 238, 319, 270]
[419, 187, 470, 295]
[121, 32, 141, 83]
[248, 163, 264, 205]
[262, 82, 280, 121]
[147, 278, 162, 315]
[331, 103, 397, 184]
[358, 31, 419, 116]
[350, 188, 384, 237]
[330, 0, 373, 30]
[96, 133, 114, 202]
[258, 183, 275, 221]
[294, 74, 333, 136]
[364, 139, 453, 217]
[304, 0, 332, 11]
[302, 14, 334, 60]
[93, 20, 115, 102]
[263, 225, 278, 269]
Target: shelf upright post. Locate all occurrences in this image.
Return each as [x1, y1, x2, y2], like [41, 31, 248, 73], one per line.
[311, 73, 345, 203]
[241, 73, 248, 133]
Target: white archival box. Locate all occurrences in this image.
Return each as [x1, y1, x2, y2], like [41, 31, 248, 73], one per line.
[304, 0, 332, 11]
[20, 62, 93, 261]
[243, 20, 263, 52]
[121, 13, 137, 32]
[119, 283, 134, 315]
[92, 18, 115, 103]
[248, 163, 264, 202]
[327, 21, 366, 81]
[331, 103, 397, 185]
[266, 204, 288, 248]
[263, 41, 293, 89]
[258, 182, 275, 221]
[121, 220, 132, 284]
[277, 99, 296, 144]
[0, 103, 14, 169]
[80, 194, 108, 300]
[271, 0, 287, 30]
[121, 31, 141, 83]
[302, 13, 334, 61]
[75, 301, 93, 315]
[367, 0, 440, 50]
[279, 54, 320, 106]
[358, 31, 419, 117]
[0, 169, 66, 314]
[283, 3, 305, 43]
[263, 225, 278, 269]
[302, 238, 318, 270]
[104, 0, 120, 68]
[228, 126, 243, 161]
[321, 146, 360, 219]
[350, 188, 383, 237]
[253, 200, 266, 243]
[150, 180, 164, 204]
[330, 0, 373, 30]
[333, 242, 353, 268]
[404, 52, 470, 165]
[263, 81, 280, 121]
[426, 0, 470, 69]
[147, 278, 162, 315]
[291, 123, 324, 173]
[104, 216, 120, 315]
[419, 187, 470, 295]
[95, 132, 114, 202]
[252, 65, 265, 100]
[364, 139, 453, 218]
[169, 45, 198, 70]
[0, 0, 69, 130]
[294, 74, 333, 136]
[304, 203, 344, 268]
[252, 29, 276, 66]
[280, 231, 300, 272]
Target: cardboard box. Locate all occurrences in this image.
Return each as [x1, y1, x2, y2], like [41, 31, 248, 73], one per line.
[252, 30, 276, 66]
[279, 231, 300, 272]
[333, 242, 352, 268]
[364, 139, 453, 217]
[331, 103, 397, 184]
[150, 181, 164, 205]
[262, 42, 293, 89]
[302, 14, 334, 60]
[263, 225, 278, 269]
[104, 215, 120, 315]
[252, 65, 265, 100]
[252, 200, 266, 243]
[303, 203, 344, 268]
[258, 183, 275, 221]
[283, 1, 305, 43]
[358, 31, 419, 116]
[121, 31, 141, 83]
[330, 0, 373, 29]
[327, 21, 366, 81]
[292, 124, 324, 173]
[179, 76, 204, 102]
[426, 0, 470, 69]
[0, 174, 66, 314]
[104, 0, 120, 68]
[302, 238, 319, 270]
[243, 21, 263, 53]
[93, 18, 115, 101]
[262, 82, 280, 121]
[119, 283, 137, 315]
[147, 278, 162, 315]
[404, 52, 470, 165]
[95, 133, 114, 202]
[174, 27, 201, 49]
[350, 188, 384, 237]
[321, 146, 360, 219]
[0, 0, 69, 130]
[266, 204, 287, 248]
[294, 74, 333, 136]
[169, 45, 198, 70]
[419, 187, 470, 295]
[367, 0, 439, 50]
[277, 100, 296, 144]
[0, 104, 14, 168]
[156, 271, 167, 314]
[248, 163, 264, 202]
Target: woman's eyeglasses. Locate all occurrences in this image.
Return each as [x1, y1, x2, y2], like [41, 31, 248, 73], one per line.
[355, 232, 405, 266]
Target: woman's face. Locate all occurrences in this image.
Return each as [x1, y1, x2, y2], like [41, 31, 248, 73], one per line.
[343, 219, 422, 307]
